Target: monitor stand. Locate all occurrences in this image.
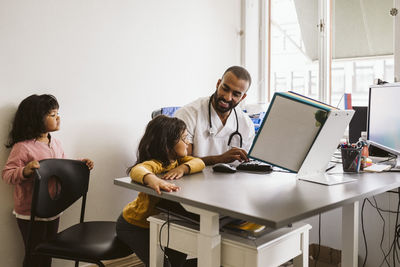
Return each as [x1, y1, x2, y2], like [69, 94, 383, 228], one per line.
[389, 157, 400, 172]
[298, 173, 357, 186]
[297, 110, 356, 186]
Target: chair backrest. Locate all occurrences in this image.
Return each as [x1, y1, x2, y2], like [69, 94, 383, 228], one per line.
[151, 106, 267, 133]
[32, 159, 90, 219]
[151, 106, 181, 118]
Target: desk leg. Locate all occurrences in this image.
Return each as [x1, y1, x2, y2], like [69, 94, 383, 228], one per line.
[182, 204, 221, 267]
[342, 201, 359, 267]
[293, 228, 309, 267]
[149, 219, 164, 267]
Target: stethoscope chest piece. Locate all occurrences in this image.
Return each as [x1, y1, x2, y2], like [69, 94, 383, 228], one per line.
[208, 126, 216, 136]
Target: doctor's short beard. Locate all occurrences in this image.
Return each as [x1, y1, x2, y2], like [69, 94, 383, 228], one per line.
[212, 92, 240, 114]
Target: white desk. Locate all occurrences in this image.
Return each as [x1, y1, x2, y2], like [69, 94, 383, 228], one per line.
[115, 167, 400, 267]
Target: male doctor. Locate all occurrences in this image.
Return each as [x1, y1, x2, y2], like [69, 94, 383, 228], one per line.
[175, 66, 255, 165]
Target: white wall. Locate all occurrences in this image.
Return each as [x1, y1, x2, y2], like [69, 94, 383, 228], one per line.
[0, 1, 241, 266]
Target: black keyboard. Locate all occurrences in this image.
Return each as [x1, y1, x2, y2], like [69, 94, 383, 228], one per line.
[236, 160, 272, 172]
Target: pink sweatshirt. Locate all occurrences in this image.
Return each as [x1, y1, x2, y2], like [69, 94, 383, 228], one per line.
[2, 138, 65, 215]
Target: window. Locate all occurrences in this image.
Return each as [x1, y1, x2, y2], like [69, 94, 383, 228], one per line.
[250, 0, 395, 106]
[331, 0, 394, 106]
[269, 0, 318, 100]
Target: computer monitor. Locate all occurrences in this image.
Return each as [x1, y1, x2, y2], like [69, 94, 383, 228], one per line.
[248, 92, 355, 185]
[367, 84, 400, 157]
[348, 106, 367, 144]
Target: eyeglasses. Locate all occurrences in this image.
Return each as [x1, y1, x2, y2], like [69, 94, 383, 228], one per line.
[180, 135, 189, 144]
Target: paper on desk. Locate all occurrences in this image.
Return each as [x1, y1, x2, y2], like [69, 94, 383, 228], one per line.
[363, 164, 392, 172]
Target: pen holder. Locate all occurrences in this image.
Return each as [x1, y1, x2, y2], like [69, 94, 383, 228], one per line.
[341, 147, 362, 173]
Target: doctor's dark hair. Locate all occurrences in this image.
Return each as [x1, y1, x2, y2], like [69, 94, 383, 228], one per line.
[127, 115, 187, 173]
[223, 66, 252, 88]
[6, 94, 59, 148]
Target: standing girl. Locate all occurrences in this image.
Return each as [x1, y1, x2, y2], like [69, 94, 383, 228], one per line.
[116, 115, 205, 267]
[2, 94, 94, 267]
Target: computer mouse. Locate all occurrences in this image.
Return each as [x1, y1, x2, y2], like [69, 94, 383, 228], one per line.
[212, 163, 237, 173]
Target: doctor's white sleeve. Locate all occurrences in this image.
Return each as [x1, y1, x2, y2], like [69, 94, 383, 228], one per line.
[243, 118, 256, 152]
[174, 107, 196, 144]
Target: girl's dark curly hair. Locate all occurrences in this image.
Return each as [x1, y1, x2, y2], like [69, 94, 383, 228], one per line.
[6, 94, 59, 148]
[127, 115, 187, 174]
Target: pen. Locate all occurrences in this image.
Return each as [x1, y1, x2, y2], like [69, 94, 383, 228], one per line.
[326, 165, 336, 172]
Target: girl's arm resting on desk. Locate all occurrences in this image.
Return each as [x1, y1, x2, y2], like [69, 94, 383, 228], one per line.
[163, 157, 205, 179]
[178, 157, 205, 173]
[129, 161, 163, 184]
[143, 173, 180, 195]
[163, 164, 189, 180]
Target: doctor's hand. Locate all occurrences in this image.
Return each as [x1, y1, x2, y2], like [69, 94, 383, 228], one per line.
[219, 147, 249, 163]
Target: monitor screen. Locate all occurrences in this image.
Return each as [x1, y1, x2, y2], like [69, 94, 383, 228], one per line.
[249, 92, 332, 172]
[367, 84, 400, 156]
[348, 106, 367, 144]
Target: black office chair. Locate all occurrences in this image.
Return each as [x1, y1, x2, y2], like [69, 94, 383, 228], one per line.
[26, 159, 132, 267]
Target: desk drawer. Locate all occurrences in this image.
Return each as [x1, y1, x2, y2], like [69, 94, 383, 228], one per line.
[221, 231, 302, 267]
[152, 217, 199, 256]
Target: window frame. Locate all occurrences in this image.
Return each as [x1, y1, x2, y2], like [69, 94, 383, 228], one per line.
[243, 0, 399, 105]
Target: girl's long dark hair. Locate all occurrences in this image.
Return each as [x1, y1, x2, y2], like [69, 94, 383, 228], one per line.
[6, 94, 59, 148]
[127, 115, 187, 174]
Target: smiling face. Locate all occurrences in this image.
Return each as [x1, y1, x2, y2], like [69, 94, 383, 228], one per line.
[213, 71, 249, 115]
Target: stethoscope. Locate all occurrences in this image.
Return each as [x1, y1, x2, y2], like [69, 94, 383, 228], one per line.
[208, 94, 243, 148]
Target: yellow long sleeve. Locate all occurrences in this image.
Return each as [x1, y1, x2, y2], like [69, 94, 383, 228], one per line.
[124, 156, 205, 228]
[129, 156, 205, 184]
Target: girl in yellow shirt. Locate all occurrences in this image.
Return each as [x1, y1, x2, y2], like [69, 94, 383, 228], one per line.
[116, 115, 205, 267]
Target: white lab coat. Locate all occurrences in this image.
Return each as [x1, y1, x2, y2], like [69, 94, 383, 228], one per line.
[174, 96, 255, 158]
